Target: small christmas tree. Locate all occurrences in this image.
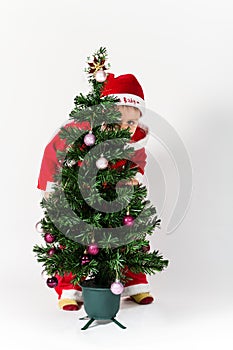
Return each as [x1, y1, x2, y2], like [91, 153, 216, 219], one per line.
[33, 47, 168, 296]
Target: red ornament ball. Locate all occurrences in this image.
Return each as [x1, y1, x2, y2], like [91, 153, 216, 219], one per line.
[95, 70, 107, 82]
[84, 132, 96, 146]
[44, 233, 55, 243]
[123, 215, 134, 226]
[142, 244, 150, 253]
[46, 276, 58, 288]
[81, 254, 91, 265]
[87, 243, 99, 255]
[110, 280, 124, 295]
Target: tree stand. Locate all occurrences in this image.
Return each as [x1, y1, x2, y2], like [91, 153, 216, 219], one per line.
[79, 283, 126, 330]
[80, 316, 126, 330]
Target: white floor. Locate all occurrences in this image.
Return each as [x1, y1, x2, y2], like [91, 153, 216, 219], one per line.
[1, 1, 233, 349]
[2, 208, 233, 350]
[2, 272, 233, 350]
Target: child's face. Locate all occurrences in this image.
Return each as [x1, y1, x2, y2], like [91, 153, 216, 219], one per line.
[118, 106, 141, 135]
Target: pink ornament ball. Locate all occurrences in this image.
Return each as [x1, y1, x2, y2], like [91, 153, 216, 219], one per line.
[87, 243, 99, 255]
[123, 215, 134, 226]
[96, 156, 108, 169]
[110, 281, 124, 295]
[81, 254, 91, 265]
[44, 233, 55, 243]
[95, 70, 107, 82]
[142, 244, 150, 253]
[46, 276, 58, 288]
[48, 247, 56, 256]
[84, 132, 96, 146]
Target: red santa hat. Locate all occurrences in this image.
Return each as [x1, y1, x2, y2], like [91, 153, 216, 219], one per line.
[101, 73, 145, 115]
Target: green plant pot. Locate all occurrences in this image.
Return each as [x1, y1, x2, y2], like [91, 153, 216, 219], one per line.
[81, 284, 121, 320]
[79, 280, 126, 330]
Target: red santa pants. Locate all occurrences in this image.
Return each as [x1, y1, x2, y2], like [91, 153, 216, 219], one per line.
[54, 269, 150, 301]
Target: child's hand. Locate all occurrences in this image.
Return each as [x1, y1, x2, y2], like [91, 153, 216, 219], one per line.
[118, 178, 139, 187]
[44, 192, 51, 199]
[124, 178, 139, 186]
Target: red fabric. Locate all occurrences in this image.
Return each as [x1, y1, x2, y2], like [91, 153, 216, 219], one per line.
[37, 123, 147, 191]
[123, 268, 148, 287]
[101, 73, 144, 100]
[137, 296, 154, 304]
[63, 304, 80, 311]
[131, 125, 146, 142]
[54, 269, 149, 300]
[111, 126, 147, 175]
[37, 121, 91, 191]
[110, 148, 146, 175]
[38, 121, 149, 299]
[54, 272, 82, 299]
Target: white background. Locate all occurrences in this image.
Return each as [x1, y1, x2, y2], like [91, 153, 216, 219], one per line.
[0, 0, 233, 349]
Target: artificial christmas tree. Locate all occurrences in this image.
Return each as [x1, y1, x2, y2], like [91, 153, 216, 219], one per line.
[33, 47, 168, 330]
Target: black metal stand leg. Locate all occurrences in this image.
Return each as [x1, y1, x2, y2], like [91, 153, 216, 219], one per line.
[111, 317, 126, 329]
[79, 316, 89, 320]
[81, 317, 95, 330]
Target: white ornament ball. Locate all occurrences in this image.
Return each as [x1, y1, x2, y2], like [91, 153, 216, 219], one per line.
[95, 70, 107, 82]
[96, 156, 108, 169]
[110, 280, 124, 295]
[84, 132, 96, 146]
[67, 159, 76, 167]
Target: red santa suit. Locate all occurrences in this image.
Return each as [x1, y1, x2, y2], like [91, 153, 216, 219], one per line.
[38, 72, 153, 302]
[37, 120, 151, 301]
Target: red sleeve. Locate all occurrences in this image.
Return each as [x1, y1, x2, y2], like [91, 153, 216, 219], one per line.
[131, 126, 146, 142]
[130, 126, 147, 174]
[130, 147, 147, 175]
[37, 121, 90, 191]
[110, 127, 147, 175]
[37, 134, 66, 190]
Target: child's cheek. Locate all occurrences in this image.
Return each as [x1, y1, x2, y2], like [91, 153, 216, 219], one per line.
[130, 126, 137, 135]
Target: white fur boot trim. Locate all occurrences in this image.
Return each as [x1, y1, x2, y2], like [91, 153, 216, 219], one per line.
[60, 289, 83, 302]
[121, 283, 150, 297]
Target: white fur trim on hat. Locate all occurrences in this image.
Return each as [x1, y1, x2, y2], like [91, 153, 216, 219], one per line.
[107, 93, 145, 115]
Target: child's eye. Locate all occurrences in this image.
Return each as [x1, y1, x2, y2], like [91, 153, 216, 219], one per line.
[127, 121, 135, 126]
